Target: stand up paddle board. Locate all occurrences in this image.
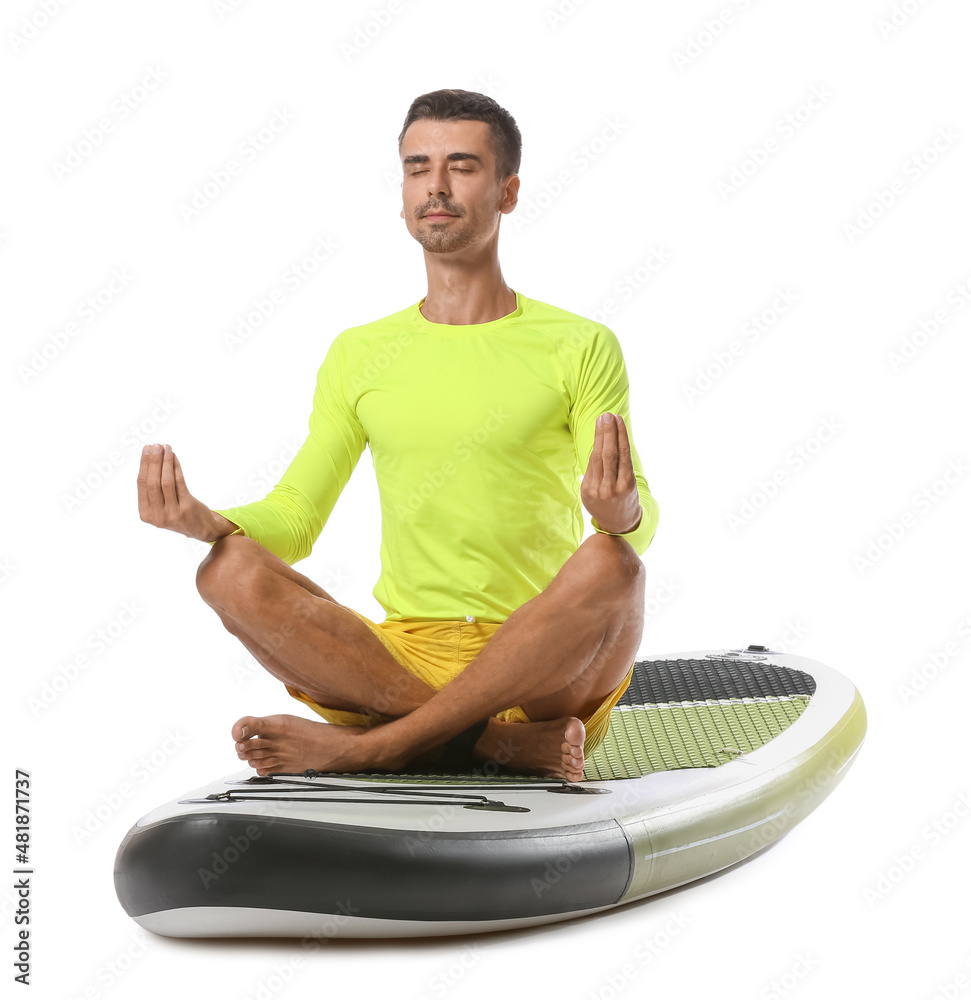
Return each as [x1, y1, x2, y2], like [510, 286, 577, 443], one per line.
[114, 646, 866, 938]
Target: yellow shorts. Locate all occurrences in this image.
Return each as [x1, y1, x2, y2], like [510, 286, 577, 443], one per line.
[285, 608, 635, 762]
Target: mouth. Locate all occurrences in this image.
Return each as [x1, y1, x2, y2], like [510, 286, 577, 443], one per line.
[423, 212, 457, 219]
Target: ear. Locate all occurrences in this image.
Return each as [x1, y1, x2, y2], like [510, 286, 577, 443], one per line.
[499, 174, 520, 215]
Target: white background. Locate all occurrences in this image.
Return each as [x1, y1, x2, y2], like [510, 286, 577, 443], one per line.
[4, 1, 970, 998]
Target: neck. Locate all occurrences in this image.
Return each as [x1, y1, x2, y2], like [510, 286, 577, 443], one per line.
[419, 257, 517, 325]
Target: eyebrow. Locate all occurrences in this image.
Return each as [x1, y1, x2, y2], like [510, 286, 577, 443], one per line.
[402, 152, 483, 167]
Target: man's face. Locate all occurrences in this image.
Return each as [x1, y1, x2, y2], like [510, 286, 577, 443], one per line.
[399, 118, 517, 255]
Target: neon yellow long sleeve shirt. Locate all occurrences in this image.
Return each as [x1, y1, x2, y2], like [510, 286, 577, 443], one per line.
[211, 290, 659, 623]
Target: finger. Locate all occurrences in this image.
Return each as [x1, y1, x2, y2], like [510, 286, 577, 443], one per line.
[159, 444, 178, 507]
[614, 413, 630, 450]
[136, 447, 150, 520]
[601, 414, 619, 486]
[614, 414, 635, 487]
[144, 444, 164, 511]
[585, 414, 604, 490]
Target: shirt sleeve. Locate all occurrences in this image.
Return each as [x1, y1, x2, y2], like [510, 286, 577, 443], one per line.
[208, 334, 367, 564]
[568, 322, 659, 556]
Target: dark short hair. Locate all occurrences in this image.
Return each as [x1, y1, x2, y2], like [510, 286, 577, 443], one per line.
[398, 89, 522, 183]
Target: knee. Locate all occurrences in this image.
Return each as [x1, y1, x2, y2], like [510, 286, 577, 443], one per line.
[577, 532, 645, 606]
[195, 534, 262, 609]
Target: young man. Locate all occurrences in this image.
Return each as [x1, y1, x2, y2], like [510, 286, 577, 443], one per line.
[136, 89, 659, 783]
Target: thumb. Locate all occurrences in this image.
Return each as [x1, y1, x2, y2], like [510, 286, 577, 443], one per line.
[171, 451, 193, 503]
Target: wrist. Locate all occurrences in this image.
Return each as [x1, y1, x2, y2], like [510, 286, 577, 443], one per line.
[205, 511, 242, 543]
[595, 508, 642, 536]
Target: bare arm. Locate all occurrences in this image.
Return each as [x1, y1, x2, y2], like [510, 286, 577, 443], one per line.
[136, 443, 240, 542]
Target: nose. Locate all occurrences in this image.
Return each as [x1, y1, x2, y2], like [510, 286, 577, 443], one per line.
[425, 164, 450, 198]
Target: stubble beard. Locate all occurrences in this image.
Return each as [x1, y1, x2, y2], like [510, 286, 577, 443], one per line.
[414, 216, 480, 254]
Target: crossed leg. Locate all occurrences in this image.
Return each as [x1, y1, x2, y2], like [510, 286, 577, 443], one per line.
[195, 538, 438, 722]
[196, 531, 645, 781]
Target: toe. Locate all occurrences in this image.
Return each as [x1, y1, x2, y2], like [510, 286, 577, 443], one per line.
[236, 737, 272, 752]
[232, 716, 261, 741]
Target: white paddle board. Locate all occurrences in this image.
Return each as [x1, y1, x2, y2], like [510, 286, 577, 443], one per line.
[114, 646, 866, 938]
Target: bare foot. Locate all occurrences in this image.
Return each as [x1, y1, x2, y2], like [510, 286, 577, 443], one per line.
[232, 714, 400, 776]
[471, 716, 586, 782]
